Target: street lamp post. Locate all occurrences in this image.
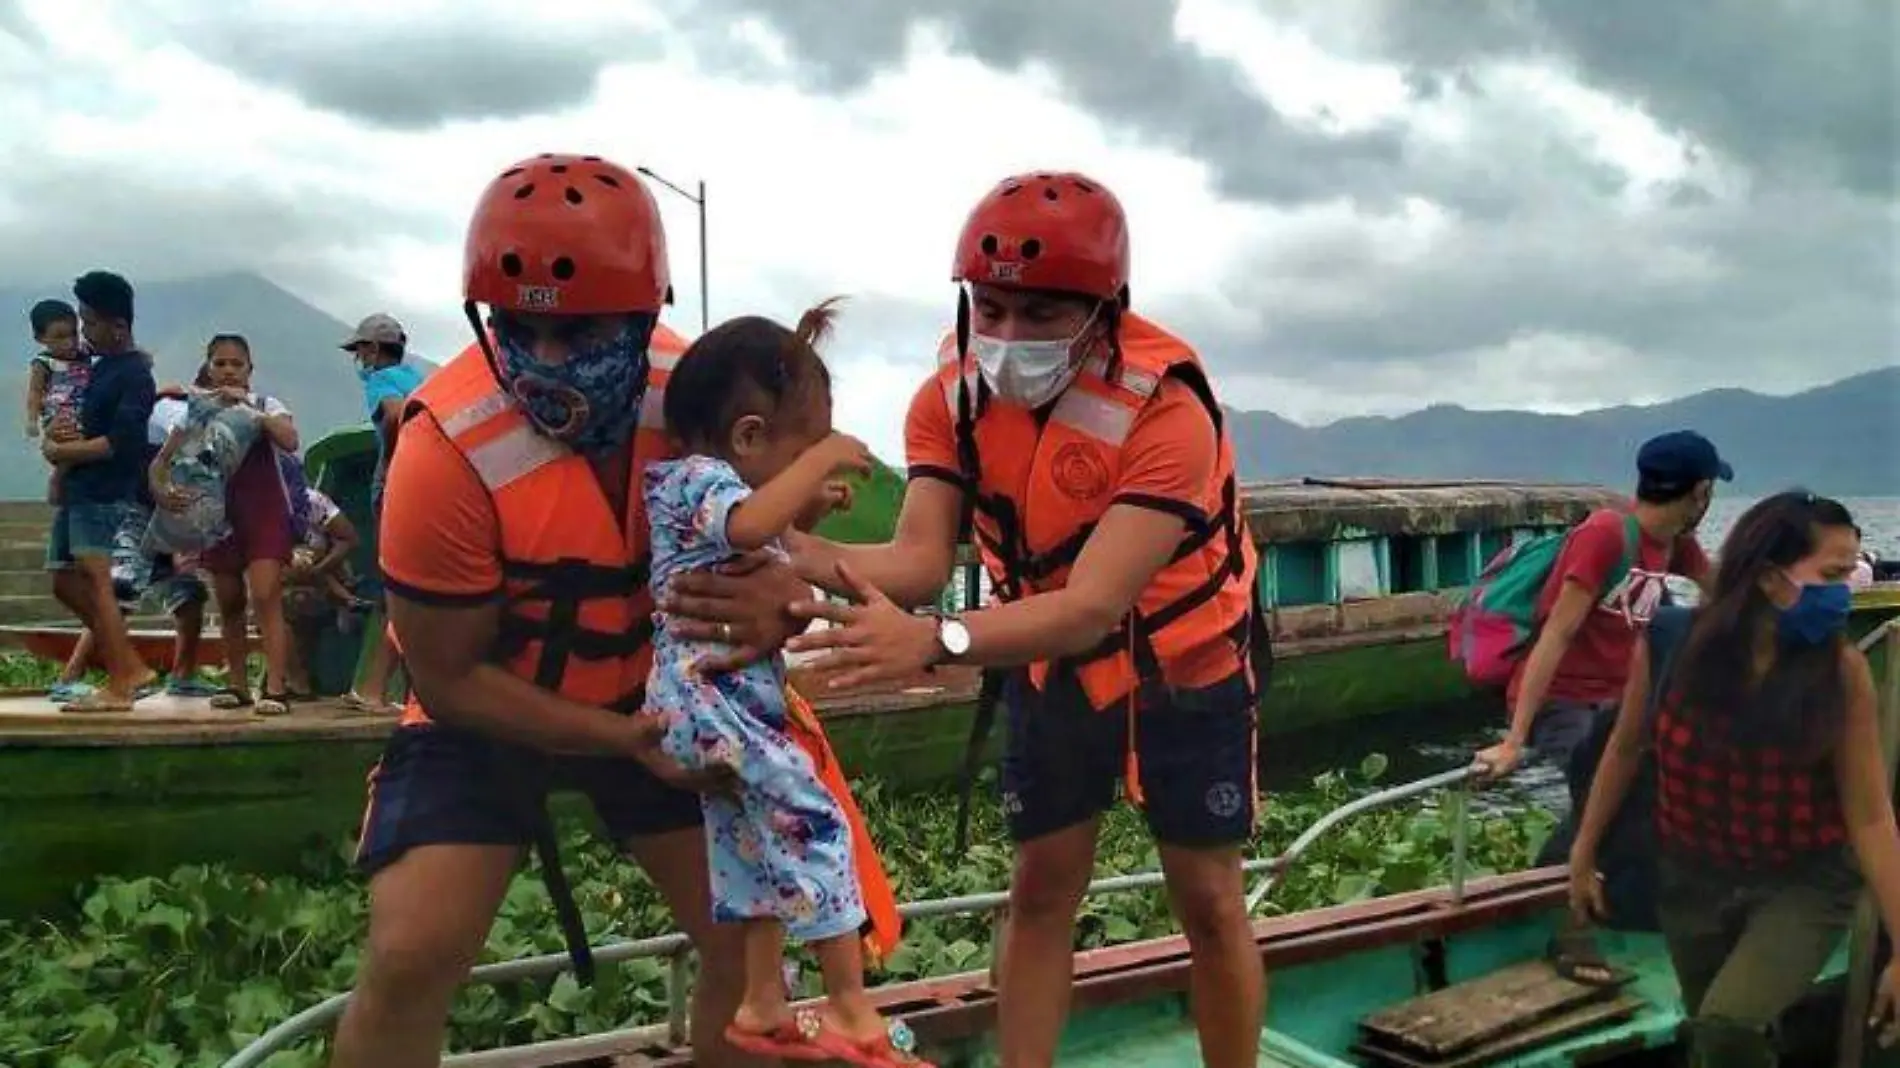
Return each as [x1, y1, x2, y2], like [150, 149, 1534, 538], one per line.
[636, 166, 709, 335]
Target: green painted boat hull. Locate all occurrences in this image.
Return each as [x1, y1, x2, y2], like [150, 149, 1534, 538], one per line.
[0, 736, 388, 917]
[941, 912, 1861, 1067]
[818, 635, 1476, 792]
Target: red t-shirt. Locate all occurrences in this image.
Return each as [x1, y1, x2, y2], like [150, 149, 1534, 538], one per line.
[1507, 507, 1711, 705]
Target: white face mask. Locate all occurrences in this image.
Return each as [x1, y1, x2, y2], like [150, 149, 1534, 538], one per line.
[968, 312, 1097, 408]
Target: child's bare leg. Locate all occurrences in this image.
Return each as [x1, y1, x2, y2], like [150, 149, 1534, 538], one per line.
[61, 628, 95, 684]
[323, 574, 353, 604]
[357, 626, 398, 703]
[730, 919, 791, 1033]
[813, 932, 885, 1040]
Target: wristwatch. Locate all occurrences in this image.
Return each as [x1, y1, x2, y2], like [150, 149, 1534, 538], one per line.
[927, 611, 971, 669]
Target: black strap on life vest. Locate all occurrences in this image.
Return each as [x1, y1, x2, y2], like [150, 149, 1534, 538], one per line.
[494, 557, 650, 690]
[946, 359, 1272, 848]
[490, 554, 652, 988]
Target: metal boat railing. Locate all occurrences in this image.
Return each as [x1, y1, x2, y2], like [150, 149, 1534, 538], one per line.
[220, 764, 1482, 1068]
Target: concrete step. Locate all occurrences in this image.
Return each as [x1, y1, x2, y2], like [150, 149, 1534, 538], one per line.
[0, 570, 50, 597]
[0, 500, 54, 524]
[0, 520, 50, 542]
[0, 543, 43, 571]
[0, 594, 68, 625]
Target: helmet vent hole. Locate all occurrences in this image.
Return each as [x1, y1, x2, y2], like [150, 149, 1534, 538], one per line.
[1072, 178, 1096, 193]
[501, 167, 524, 179]
[1021, 238, 1042, 260]
[1001, 183, 1022, 197]
[595, 173, 621, 189]
[1042, 186, 1060, 201]
[513, 183, 536, 200]
[582, 154, 601, 162]
[550, 164, 568, 174]
[500, 253, 524, 278]
[980, 234, 1000, 255]
[564, 186, 584, 205]
[551, 256, 576, 281]
[537, 153, 553, 159]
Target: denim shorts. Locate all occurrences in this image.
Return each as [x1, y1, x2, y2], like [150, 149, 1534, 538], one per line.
[46, 500, 141, 571]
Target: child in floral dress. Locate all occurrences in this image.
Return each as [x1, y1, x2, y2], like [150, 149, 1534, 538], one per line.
[643, 300, 929, 1068]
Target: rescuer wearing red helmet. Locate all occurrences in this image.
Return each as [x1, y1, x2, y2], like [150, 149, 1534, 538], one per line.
[772, 172, 1272, 1068]
[326, 154, 792, 1068]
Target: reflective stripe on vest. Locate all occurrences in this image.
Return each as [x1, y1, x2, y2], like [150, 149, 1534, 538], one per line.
[396, 328, 689, 721]
[937, 313, 1257, 711]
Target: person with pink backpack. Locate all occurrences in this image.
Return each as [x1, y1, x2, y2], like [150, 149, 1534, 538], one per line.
[1455, 430, 1726, 982]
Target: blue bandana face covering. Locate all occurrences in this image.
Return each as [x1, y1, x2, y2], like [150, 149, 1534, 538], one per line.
[492, 316, 656, 453]
[1777, 579, 1851, 646]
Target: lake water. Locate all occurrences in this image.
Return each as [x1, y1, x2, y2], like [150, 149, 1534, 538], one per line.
[1700, 495, 1899, 559]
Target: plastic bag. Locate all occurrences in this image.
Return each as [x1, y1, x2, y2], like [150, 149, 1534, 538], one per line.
[145, 391, 264, 554]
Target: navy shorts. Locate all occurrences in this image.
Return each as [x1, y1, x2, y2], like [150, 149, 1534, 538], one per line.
[1001, 668, 1257, 848]
[355, 724, 703, 875]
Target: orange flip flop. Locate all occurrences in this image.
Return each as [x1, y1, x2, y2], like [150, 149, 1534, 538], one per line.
[722, 1010, 829, 1062]
[808, 1015, 935, 1068]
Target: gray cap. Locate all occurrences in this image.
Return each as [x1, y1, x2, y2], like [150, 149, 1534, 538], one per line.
[339, 313, 406, 350]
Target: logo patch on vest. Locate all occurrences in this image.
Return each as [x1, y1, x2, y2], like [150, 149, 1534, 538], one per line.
[517, 285, 560, 310]
[1051, 441, 1111, 501]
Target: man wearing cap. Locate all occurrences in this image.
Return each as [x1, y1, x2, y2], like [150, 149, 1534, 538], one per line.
[1474, 429, 1727, 982]
[340, 312, 424, 711]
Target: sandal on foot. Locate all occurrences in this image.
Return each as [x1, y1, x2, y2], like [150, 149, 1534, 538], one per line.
[59, 691, 135, 714]
[47, 681, 93, 702]
[722, 1013, 830, 1062]
[1547, 931, 1628, 988]
[254, 693, 291, 717]
[209, 688, 253, 710]
[807, 1012, 934, 1068]
[165, 675, 221, 698]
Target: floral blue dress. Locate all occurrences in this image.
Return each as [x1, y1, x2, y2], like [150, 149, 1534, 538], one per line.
[643, 455, 866, 943]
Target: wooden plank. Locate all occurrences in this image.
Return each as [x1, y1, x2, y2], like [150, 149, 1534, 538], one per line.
[1354, 993, 1644, 1068]
[1359, 960, 1626, 1059]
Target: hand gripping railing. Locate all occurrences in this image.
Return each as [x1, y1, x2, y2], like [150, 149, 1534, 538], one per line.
[222, 765, 1481, 1068]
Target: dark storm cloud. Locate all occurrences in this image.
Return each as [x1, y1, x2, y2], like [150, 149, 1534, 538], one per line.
[1267, 0, 1898, 196]
[154, 10, 660, 129]
[659, 0, 1411, 208]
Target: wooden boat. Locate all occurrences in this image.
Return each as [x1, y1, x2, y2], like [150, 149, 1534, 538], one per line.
[222, 618, 1900, 1068]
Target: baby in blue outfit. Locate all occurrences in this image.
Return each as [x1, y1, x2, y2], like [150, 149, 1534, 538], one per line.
[643, 301, 927, 1066]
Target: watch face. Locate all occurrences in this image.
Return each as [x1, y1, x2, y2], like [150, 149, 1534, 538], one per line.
[942, 620, 972, 656]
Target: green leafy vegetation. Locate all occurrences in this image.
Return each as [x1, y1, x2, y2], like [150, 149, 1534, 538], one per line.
[0, 651, 63, 691]
[0, 755, 1551, 1067]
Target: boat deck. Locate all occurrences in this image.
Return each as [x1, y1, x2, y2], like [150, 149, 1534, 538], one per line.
[0, 664, 987, 748]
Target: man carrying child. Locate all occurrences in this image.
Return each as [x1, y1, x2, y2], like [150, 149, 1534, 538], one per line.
[38, 271, 157, 711]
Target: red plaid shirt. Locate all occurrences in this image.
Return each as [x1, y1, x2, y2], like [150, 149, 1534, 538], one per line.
[1654, 702, 1846, 867]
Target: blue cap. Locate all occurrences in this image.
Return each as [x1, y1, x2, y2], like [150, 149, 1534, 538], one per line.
[1637, 430, 1733, 488]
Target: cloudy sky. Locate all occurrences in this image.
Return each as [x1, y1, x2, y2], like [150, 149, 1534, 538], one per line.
[1, 0, 1892, 461]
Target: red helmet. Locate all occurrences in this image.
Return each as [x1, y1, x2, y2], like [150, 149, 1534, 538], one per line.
[950, 171, 1130, 303]
[463, 154, 671, 316]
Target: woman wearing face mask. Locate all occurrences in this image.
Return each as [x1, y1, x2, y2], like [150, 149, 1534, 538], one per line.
[769, 171, 1270, 1068]
[1568, 490, 1900, 1067]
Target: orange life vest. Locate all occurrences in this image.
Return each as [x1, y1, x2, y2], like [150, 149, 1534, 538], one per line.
[396, 328, 900, 961]
[936, 313, 1264, 795]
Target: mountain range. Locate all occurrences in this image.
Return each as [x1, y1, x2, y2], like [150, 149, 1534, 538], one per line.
[1224, 366, 1897, 497]
[0, 271, 1892, 500]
